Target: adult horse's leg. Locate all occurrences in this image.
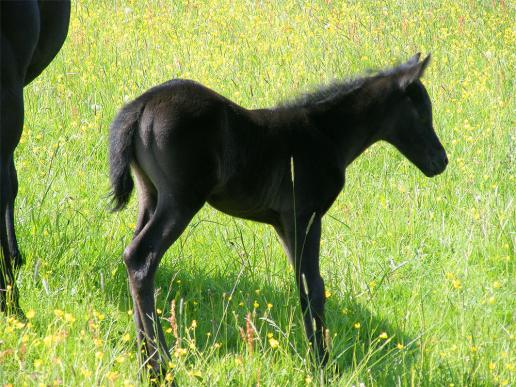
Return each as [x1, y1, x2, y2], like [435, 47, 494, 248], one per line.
[0, 87, 24, 314]
[275, 212, 328, 365]
[1, 1, 40, 315]
[124, 193, 203, 375]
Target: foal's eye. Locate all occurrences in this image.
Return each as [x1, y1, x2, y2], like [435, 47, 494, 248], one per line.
[413, 107, 430, 126]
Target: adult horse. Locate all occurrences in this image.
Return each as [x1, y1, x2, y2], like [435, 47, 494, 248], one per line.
[1, 1, 70, 314]
[109, 53, 448, 375]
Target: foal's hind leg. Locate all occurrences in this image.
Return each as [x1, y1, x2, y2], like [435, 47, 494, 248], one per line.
[124, 194, 203, 374]
[130, 166, 157, 349]
[132, 165, 157, 238]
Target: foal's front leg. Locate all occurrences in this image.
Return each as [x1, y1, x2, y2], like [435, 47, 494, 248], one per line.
[275, 213, 328, 365]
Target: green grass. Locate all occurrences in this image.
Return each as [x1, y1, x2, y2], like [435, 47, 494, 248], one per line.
[1, 0, 514, 385]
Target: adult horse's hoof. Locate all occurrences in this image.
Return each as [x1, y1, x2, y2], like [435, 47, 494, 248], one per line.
[0, 288, 24, 319]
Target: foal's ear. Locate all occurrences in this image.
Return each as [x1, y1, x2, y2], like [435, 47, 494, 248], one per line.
[396, 53, 431, 90]
[407, 53, 421, 65]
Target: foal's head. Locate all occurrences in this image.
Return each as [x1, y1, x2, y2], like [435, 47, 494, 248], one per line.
[377, 54, 448, 177]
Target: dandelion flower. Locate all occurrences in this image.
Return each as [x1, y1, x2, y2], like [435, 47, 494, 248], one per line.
[268, 337, 279, 349]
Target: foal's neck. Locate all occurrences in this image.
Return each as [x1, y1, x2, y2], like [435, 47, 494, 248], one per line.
[309, 101, 382, 169]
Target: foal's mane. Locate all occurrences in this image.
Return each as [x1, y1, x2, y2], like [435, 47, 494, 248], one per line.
[279, 60, 412, 110]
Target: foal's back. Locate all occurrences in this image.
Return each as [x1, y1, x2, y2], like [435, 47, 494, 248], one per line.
[133, 80, 296, 221]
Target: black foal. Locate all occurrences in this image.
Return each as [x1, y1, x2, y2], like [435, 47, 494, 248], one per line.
[0, 1, 70, 314]
[109, 54, 447, 373]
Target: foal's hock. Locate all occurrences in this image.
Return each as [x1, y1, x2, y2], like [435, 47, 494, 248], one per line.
[109, 53, 447, 374]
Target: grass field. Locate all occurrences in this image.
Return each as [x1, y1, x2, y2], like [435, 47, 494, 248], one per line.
[1, 0, 514, 385]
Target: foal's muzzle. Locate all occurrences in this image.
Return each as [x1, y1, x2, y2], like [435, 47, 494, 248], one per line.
[425, 148, 448, 177]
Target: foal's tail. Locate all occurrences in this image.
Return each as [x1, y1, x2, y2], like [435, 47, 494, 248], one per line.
[108, 101, 143, 211]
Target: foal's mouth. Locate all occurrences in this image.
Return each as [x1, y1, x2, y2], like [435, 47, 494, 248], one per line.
[424, 152, 449, 177]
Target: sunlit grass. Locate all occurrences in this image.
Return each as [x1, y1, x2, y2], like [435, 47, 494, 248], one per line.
[1, 0, 514, 385]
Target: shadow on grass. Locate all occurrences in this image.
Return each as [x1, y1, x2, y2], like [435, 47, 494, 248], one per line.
[103, 255, 419, 384]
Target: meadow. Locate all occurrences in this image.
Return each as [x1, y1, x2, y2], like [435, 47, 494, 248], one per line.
[0, 0, 514, 385]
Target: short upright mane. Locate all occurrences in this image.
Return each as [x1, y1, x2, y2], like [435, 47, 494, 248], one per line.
[279, 76, 367, 109]
[279, 60, 415, 109]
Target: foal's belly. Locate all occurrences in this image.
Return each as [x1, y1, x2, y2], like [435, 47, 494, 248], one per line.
[206, 186, 280, 225]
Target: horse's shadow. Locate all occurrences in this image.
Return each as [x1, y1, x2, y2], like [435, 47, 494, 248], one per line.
[105, 242, 418, 383]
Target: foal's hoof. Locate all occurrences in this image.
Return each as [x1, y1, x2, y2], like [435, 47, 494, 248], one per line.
[146, 363, 177, 386]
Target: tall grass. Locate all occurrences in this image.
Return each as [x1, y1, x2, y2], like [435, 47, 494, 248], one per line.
[1, 0, 514, 385]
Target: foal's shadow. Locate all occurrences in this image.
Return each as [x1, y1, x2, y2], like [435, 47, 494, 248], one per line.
[106, 243, 418, 383]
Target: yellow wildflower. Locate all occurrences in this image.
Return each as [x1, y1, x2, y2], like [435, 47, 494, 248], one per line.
[106, 371, 119, 382]
[268, 337, 279, 349]
[452, 279, 462, 289]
